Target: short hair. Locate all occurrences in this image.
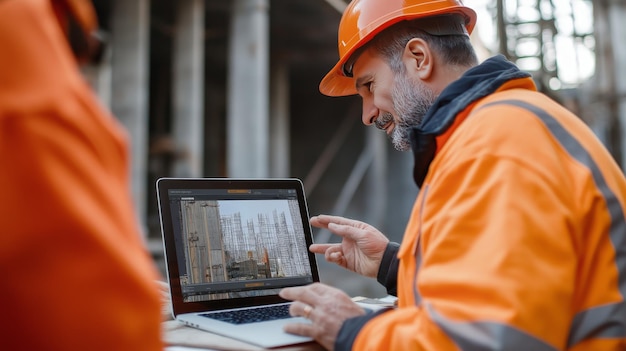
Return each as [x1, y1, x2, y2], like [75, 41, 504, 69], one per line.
[367, 15, 478, 74]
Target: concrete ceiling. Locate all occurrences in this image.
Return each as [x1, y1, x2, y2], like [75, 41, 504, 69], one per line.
[268, 0, 343, 67]
[93, 0, 344, 71]
[201, 0, 343, 70]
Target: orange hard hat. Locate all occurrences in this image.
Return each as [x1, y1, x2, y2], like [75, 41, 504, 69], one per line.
[52, 0, 103, 63]
[53, 0, 98, 34]
[320, 0, 477, 97]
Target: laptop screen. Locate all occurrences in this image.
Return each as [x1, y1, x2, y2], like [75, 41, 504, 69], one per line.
[157, 178, 319, 314]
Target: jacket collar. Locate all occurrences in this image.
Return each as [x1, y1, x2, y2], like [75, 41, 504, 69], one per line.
[409, 55, 532, 187]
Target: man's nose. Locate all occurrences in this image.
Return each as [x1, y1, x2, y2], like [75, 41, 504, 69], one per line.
[361, 98, 378, 126]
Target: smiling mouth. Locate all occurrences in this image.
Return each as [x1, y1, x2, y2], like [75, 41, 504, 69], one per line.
[381, 124, 393, 134]
[375, 120, 393, 135]
[374, 115, 394, 133]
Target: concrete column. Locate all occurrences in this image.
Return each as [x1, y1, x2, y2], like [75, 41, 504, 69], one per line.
[227, 0, 270, 177]
[270, 63, 290, 177]
[110, 0, 150, 231]
[584, 0, 625, 169]
[608, 0, 626, 170]
[583, 0, 612, 146]
[172, 0, 205, 177]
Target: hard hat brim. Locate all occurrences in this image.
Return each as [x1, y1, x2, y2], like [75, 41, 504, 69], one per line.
[319, 68, 358, 97]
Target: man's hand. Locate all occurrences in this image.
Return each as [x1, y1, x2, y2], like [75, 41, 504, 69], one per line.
[310, 215, 389, 278]
[279, 283, 367, 351]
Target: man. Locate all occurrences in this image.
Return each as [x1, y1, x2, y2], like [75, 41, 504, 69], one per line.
[0, 0, 163, 349]
[279, 0, 626, 350]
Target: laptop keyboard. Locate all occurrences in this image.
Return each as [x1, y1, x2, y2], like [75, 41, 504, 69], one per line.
[200, 304, 292, 325]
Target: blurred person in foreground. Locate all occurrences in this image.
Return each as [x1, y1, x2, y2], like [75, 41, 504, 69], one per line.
[0, 0, 163, 349]
[279, 0, 626, 350]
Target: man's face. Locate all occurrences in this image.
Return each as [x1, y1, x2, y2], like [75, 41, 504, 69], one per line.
[352, 49, 437, 151]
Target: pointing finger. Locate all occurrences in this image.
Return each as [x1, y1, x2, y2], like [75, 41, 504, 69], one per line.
[310, 214, 361, 227]
[309, 243, 335, 254]
[326, 221, 365, 242]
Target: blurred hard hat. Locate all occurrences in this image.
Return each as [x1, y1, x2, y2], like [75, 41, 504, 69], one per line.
[319, 0, 477, 97]
[53, 0, 98, 34]
[52, 0, 104, 64]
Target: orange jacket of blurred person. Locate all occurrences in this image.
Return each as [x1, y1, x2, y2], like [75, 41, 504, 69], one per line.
[0, 0, 163, 349]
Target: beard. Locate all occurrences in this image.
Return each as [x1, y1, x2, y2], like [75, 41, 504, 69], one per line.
[388, 73, 437, 151]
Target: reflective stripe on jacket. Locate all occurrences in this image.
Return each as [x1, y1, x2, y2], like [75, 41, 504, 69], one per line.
[338, 56, 626, 350]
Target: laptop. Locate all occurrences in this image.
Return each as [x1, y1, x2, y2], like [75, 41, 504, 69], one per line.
[156, 177, 320, 348]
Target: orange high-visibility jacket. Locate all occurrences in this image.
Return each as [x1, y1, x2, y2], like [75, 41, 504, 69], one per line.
[0, 0, 163, 349]
[338, 56, 626, 350]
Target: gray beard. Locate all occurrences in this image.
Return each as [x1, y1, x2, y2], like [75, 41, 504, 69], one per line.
[390, 73, 437, 151]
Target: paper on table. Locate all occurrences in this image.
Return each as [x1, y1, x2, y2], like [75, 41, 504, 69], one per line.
[352, 295, 398, 308]
[163, 320, 263, 351]
[163, 320, 324, 351]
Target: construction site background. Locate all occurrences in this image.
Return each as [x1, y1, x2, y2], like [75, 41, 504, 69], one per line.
[82, 0, 626, 298]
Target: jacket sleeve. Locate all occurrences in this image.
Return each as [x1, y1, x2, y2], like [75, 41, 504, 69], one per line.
[0, 106, 164, 351]
[345, 109, 583, 350]
[377, 242, 400, 296]
[335, 308, 394, 351]
[333, 242, 400, 351]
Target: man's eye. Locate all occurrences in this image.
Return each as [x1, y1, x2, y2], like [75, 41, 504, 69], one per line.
[365, 82, 373, 91]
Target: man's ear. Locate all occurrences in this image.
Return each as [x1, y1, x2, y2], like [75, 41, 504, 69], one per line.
[403, 38, 433, 80]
